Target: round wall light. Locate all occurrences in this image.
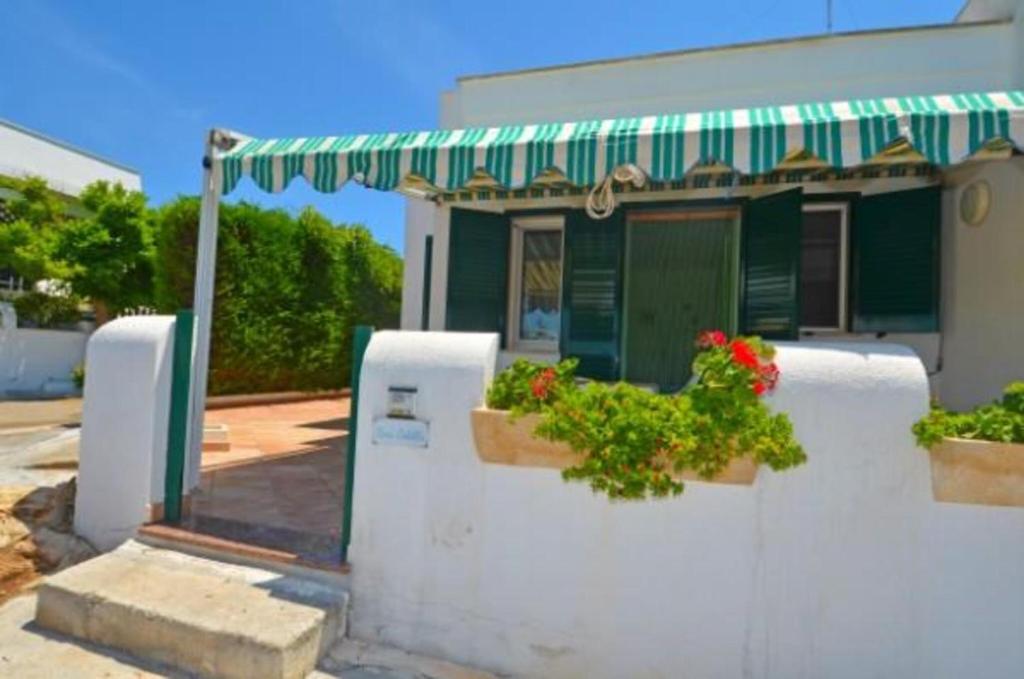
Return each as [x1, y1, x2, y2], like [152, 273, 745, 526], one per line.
[959, 180, 992, 226]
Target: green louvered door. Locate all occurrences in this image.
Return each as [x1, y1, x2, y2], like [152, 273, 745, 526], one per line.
[741, 189, 803, 339]
[852, 186, 941, 332]
[560, 209, 625, 380]
[445, 208, 510, 343]
[624, 212, 739, 391]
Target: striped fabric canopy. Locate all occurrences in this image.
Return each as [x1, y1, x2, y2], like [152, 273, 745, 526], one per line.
[216, 90, 1024, 197]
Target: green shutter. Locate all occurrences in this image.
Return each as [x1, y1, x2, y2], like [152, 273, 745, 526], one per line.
[445, 208, 510, 344]
[741, 188, 803, 339]
[421, 235, 433, 330]
[852, 186, 940, 332]
[624, 215, 739, 392]
[560, 209, 625, 380]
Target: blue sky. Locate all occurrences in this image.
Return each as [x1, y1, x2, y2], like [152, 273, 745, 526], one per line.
[2, 0, 963, 253]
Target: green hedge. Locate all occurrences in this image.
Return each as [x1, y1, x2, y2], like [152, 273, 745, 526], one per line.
[154, 198, 401, 395]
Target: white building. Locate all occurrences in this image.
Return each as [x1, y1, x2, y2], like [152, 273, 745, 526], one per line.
[66, 3, 1024, 677]
[0, 118, 141, 197]
[394, 0, 1024, 410]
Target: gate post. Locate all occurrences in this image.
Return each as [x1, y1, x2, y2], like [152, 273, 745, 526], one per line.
[164, 309, 195, 523]
[341, 325, 373, 564]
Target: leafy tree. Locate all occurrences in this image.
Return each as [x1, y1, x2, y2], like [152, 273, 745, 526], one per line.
[53, 182, 155, 323]
[0, 176, 69, 282]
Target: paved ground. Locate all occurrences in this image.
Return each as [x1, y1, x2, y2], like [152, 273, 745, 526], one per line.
[0, 396, 351, 566]
[187, 398, 349, 565]
[0, 399, 82, 431]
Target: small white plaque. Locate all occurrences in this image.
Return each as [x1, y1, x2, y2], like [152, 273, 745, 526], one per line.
[372, 417, 429, 448]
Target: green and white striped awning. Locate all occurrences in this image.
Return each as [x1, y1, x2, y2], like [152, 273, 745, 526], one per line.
[216, 90, 1024, 197]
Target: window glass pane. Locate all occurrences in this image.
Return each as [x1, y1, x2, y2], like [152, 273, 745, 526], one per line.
[800, 210, 842, 328]
[519, 229, 562, 342]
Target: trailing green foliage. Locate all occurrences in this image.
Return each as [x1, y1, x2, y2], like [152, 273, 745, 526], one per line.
[485, 332, 806, 500]
[913, 382, 1024, 447]
[155, 199, 402, 395]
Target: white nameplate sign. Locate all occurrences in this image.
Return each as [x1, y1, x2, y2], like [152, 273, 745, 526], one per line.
[372, 417, 429, 448]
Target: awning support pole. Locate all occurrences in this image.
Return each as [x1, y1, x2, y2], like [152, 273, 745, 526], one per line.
[184, 130, 222, 493]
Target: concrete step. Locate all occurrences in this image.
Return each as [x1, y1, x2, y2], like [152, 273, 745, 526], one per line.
[34, 540, 349, 679]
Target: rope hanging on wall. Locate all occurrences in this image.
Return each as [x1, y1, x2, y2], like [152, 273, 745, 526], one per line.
[585, 164, 648, 220]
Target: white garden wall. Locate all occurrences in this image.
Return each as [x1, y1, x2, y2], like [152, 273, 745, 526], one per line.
[0, 326, 87, 397]
[349, 331, 1024, 679]
[75, 316, 175, 551]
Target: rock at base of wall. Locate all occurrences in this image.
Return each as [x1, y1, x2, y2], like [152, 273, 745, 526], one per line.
[0, 478, 97, 603]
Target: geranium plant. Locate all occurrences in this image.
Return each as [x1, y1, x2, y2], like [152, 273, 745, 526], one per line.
[484, 331, 806, 500]
[913, 381, 1024, 447]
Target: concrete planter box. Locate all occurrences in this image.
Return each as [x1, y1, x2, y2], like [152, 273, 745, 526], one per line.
[470, 407, 757, 485]
[929, 437, 1024, 508]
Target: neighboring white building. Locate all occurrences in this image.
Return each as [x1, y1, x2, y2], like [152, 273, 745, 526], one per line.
[0, 118, 141, 196]
[0, 119, 141, 397]
[396, 0, 1024, 410]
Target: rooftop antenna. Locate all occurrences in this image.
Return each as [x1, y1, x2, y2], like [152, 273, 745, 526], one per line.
[827, 0, 833, 33]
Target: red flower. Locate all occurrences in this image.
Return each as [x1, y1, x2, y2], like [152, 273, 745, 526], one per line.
[530, 367, 557, 400]
[696, 330, 728, 349]
[752, 381, 767, 396]
[730, 339, 760, 370]
[759, 362, 780, 390]
[531, 378, 549, 399]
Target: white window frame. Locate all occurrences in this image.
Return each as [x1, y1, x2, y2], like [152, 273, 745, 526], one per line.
[800, 202, 849, 333]
[507, 215, 565, 353]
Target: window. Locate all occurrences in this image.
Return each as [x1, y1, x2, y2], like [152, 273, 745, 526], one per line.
[508, 216, 564, 351]
[800, 203, 848, 331]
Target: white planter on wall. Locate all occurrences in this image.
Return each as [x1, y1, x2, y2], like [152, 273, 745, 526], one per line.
[470, 407, 758, 485]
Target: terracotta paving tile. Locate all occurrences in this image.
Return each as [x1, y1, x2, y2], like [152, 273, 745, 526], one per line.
[180, 397, 349, 565]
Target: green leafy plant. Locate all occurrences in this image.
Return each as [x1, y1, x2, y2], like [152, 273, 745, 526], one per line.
[913, 381, 1024, 447]
[71, 363, 85, 390]
[11, 291, 81, 329]
[484, 331, 806, 500]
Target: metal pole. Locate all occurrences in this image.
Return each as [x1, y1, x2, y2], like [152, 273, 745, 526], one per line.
[340, 325, 373, 565]
[184, 130, 222, 492]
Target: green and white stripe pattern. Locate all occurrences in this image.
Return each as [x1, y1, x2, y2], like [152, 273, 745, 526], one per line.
[217, 90, 1024, 196]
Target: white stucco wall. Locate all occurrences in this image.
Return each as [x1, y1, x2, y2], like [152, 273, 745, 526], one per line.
[444, 21, 1016, 129]
[74, 316, 175, 551]
[939, 157, 1024, 409]
[350, 332, 1024, 679]
[0, 326, 87, 397]
[0, 119, 141, 196]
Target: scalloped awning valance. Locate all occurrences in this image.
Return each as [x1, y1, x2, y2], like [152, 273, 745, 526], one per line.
[215, 90, 1024, 197]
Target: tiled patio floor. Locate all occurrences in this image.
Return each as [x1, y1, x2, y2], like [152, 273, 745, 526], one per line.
[181, 397, 349, 566]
